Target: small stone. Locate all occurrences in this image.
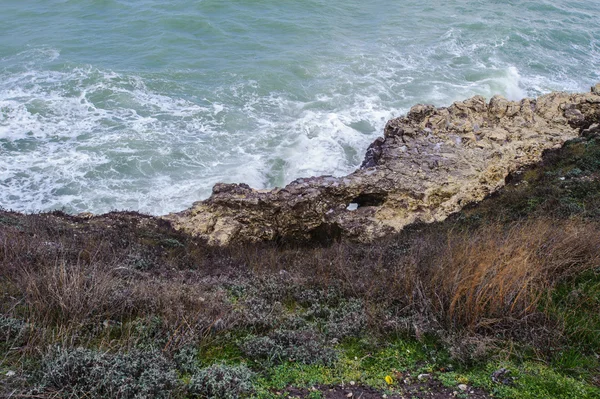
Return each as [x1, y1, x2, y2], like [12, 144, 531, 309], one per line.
[346, 393, 353, 398]
[350, 381, 356, 386]
[418, 373, 430, 380]
[582, 123, 600, 138]
[491, 367, 509, 383]
[458, 384, 468, 391]
[382, 395, 387, 399]
[6, 370, 16, 377]
[77, 212, 94, 219]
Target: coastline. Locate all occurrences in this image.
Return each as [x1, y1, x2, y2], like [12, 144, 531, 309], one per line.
[2, 111, 600, 397]
[165, 84, 600, 245]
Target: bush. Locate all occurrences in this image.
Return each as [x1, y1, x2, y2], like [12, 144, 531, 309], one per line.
[174, 344, 200, 374]
[241, 329, 337, 365]
[36, 347, 180, 398]
[188, 364, 254, 399]
[0, 315, 28, 344]
[238, 296, 285, 330]
[306, 298, 367, 340]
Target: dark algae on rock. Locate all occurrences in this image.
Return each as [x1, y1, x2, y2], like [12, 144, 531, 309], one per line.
[2, 87, 600, 398]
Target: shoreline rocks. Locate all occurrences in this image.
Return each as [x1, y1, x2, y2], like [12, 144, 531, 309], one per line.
[164, 85, 600, 245]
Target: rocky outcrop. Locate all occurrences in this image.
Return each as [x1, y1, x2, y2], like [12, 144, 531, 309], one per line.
[164, 84, 600, 245]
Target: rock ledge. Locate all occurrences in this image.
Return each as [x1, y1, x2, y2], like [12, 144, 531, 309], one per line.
[164, 85, 600, 245]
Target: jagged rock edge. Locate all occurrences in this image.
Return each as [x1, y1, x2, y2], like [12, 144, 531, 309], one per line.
[164, 84, 600, 245]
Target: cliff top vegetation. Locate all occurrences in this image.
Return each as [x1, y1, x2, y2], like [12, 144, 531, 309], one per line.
[2, 135, 600, 398]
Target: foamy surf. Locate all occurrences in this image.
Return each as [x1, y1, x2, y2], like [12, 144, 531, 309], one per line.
[1, 1, 599, 214]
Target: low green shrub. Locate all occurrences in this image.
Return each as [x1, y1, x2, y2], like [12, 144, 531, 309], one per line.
[324, 299, 367, 339]
[174, 344, 200, 374]
[189, 364, 254, 399]
[241, 329, 337, 365]
[0, 315, 28, 343]
[36, 347, 179, 398]
[239, 297, 285, 331]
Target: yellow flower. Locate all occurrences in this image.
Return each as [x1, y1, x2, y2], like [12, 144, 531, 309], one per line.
[457, 376, 469, 384]
[384, 375, 393, 385]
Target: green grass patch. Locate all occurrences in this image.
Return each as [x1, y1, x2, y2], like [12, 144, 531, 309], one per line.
[456, 361, 600, 399]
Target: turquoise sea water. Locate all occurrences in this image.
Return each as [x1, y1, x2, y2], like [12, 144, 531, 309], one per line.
[1, 0, 599, 214]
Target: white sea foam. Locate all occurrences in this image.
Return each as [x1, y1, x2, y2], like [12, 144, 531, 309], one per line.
[1, 0, 598, 217]
[0, 52, 573, 215]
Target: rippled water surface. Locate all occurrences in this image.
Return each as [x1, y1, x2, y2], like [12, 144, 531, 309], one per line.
[1, 0, 599, 214]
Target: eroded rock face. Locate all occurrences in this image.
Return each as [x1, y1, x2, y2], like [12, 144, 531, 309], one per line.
[164, 85, 600, 245]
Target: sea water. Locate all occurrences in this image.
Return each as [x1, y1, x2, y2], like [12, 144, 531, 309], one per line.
[1, 0, 599, 214]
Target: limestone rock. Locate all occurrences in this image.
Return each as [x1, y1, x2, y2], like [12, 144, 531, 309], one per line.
[164, 86, 600, 245]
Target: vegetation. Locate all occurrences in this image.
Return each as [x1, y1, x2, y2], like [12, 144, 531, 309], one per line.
[34, 347, 179, 398]
[1, 136, 600, 398]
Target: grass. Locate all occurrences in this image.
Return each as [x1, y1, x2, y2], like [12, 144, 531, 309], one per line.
[251, 337, 600, 398]
[1, 137, 600, 397]
[448, 361, 600, 399]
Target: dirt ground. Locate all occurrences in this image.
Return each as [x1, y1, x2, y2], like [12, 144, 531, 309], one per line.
[283, 380, 492, 398]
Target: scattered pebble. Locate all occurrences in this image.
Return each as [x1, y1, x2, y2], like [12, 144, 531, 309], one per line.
[6, 370, 16, 377]
[491, 367, 514, 385]
[458, 383, 468, 391]
[418, 373, 430, 380]
[346, 392, 353, 398]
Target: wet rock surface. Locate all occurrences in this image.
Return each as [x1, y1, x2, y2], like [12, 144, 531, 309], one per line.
[165, 85, 600, 245]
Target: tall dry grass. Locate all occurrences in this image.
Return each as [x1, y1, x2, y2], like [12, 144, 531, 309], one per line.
[0, 212, 230, 355]
[429, 219, 600, 330]
[1, 210, 598, 357]
[21, 260, 125, 325]
[240, 218, 600, 337]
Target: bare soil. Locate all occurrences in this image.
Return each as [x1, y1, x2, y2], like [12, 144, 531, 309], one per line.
[284, 380, 492, 398]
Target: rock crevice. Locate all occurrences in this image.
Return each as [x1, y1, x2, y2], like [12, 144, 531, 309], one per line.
[164, 85, 600, 245]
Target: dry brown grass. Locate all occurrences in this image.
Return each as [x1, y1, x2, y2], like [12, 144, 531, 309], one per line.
[21, 260, 125, 325]
[237, 218, 600, 338]
[1, 209, 598, 360]
[430, 219, 600, 329]
[0, 212, 231, 357]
